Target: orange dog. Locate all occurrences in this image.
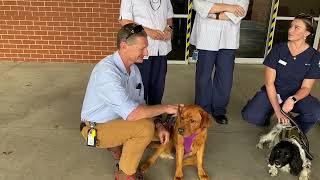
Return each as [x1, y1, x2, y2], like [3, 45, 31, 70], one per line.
[140, 105, 213, 180]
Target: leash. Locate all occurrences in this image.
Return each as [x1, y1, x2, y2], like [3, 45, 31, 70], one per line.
[280, 109, 313, 160]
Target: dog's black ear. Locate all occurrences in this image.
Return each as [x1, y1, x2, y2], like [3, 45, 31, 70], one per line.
[289, 145, 303, 176]
[200, 109, 213, 128]
[269, 147, 277, 165]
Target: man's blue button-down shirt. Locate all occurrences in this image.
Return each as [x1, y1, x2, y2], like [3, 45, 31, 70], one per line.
[81, 51, 145, 123]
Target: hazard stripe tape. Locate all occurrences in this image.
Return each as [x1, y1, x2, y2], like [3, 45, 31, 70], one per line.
[185, 0, 193, 61]
[267, 0, 279, 54]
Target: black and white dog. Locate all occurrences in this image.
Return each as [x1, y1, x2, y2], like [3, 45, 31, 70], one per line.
[257, 123, 312, 180]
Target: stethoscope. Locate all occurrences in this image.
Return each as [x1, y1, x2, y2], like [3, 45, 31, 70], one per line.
[150, 0, 161, 11]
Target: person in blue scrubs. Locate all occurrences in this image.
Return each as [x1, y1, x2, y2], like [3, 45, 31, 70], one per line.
[242, 14, 320, 133]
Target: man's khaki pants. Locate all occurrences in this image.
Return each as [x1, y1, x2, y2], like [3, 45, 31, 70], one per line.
[81, 118, 155, 175]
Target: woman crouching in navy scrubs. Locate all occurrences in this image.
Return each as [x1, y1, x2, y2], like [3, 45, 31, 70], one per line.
[242, 14, 320, 133]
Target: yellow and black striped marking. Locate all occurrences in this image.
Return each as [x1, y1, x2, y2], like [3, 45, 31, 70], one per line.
[267, 0, 279, 54]
[185, 0, 193, 61]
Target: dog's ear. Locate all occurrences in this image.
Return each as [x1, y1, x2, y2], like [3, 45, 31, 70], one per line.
[269, 147, 277, 165]
[289, 145, 303, 176]
[200, 109, 213, 128]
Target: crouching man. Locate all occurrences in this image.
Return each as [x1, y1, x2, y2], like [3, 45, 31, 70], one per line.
[80, 23, 178, 180]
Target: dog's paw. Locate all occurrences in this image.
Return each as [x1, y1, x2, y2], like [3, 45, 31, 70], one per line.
[256, 143, 264, 149]
[173, 176, 183, 180]
[159, 152, 174, 159]
[269, 168, 278, 176]
[139, 162, 151, 174]
[199, 174, 209, 180]
[299, 175, 309, 180]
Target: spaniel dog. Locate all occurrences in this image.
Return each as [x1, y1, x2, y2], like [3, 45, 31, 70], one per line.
[140, 105, 213, 180]
[257, 123, 312, 180]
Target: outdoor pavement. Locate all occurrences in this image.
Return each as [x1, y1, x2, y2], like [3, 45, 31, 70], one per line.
[0, 62, 319, 180]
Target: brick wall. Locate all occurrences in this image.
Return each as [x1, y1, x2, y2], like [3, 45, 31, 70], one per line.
[0, 0, 120, 63]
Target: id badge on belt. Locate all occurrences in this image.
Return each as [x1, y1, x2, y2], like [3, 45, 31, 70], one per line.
[87, 122, 97, 147]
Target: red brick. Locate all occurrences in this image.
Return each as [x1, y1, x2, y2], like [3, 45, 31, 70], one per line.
[42, 45, 56, 49]
[60, 32, 74, 36]
[3, 1, 17, 5]
[21, 30, 35, 35]
[31, 54, 44, 58]
[14, 34, 28, 39]
[20, 21, 33, 26]
[56, 54, 70, 59]
[18, 53, 31, 58]
[2, 34, 15, 39]
[8, 39, 22, 44]
[35, 40, 49, 45]
[50, 41, 62, 45]
[48, 31, 61, 36]
[29, 45, 43, 49]
[36, 50, 49, 54]
[44, 54, 57, 59]
[31, 2, 44, 6]
[38, 7, 52, 12]
[46, 12, 60, 17]
[59, 2, 72, 7]
[24, 49, 37, 54]
[47, 22, 61, 26]
[10, 49, 24, 54]
[45, 2, 59, 7]
[6, 21, 19, 25]
[70, 54, 83, 59]
[53, 26, 67, 31]
[23, 40, 36, 44]
[73, 3, 86, 7]
[42, 36, 55, 40]
[24, 6, 38, 11]
[27, 26, 41, 31]
[16, 44, 29, 49]
[53, 17, 67, 21]
[36, 31, 48, 35]
[18, 11, 32, 17]
[34, 21, 46, 26]
[11, 6, 25, 11]
[28, 35, 42, 40]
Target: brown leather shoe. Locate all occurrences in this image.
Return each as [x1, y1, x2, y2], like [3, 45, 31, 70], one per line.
[107, 145, 122, 160]
[114, 164, 144, 180]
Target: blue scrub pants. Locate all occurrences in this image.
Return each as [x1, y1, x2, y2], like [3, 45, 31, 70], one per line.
[241, 90, 320, 133]
[195, 49, 236, 116]
[137, 56, 167, 105]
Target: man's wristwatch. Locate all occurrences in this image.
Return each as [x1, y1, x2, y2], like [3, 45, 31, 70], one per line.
[291, 96, 297, 104]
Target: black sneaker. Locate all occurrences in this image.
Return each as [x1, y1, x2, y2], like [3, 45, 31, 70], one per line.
[213, 115, 228, 124]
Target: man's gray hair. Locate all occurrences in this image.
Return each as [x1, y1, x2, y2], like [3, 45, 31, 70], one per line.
[117, 23, 147, 49]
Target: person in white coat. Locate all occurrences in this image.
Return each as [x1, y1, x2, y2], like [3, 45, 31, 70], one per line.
[119, 0, 174, 106]
[190, 0, 249, 124]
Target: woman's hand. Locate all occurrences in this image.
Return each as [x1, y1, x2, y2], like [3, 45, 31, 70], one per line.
[144, 28, 165, 40]
[163, 28, 172, 41]
[226, 4, 245, 17]
[282, 97, 295, 113]
[275, 110, 289, 125]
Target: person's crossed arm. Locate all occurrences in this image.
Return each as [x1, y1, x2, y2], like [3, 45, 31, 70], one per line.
[193, 0, 249, 23]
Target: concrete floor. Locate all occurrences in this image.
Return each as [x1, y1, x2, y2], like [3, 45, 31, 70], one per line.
[0, 62, 319, 180]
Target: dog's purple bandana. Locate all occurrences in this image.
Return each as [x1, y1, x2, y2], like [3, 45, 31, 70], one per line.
[184, 133, 198, 154]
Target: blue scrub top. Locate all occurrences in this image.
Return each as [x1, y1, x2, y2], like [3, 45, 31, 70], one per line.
[262, 42, 320, 100]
